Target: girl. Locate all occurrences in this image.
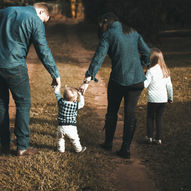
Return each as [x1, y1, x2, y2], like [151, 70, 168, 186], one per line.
[144, 48, 173, 144]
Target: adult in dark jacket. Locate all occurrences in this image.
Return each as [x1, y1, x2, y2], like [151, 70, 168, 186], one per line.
[0, 3, 60, 156]
[80, 13, 150, 159]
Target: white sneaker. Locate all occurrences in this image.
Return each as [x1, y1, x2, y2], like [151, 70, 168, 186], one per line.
[77, 146, 86, 153]
[154, 139, 162, 145]
[145, 136, 152, 144]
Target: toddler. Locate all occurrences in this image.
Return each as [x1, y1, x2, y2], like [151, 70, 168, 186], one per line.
[54, 85, 86, 153]
[144, 47, 173, 144]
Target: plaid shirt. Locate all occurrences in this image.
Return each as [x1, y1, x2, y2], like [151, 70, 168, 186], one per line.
[54, 88, 84, 125]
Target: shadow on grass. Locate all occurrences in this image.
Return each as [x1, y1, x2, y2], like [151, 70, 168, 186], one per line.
[30, 142, 56, 151]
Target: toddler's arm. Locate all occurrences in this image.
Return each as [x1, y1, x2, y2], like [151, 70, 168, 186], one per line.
[54, 87, 62, 101]
[78, 92, 85, 109]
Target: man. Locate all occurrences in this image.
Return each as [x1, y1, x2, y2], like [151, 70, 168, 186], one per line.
[0, 3, 61, 156]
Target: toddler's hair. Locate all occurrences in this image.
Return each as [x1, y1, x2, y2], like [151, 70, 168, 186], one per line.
[63, 86, 78, 101]
[150, 47, 170, 78]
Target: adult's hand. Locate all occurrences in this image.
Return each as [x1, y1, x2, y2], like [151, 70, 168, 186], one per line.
[79, 83, 89, 95]
[79, 76, 91, 95]
[51, 77, 61, 89]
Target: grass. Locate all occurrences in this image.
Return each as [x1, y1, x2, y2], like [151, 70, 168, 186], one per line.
[0, 21, 190, 191]
[0, 62, 117, 190]
[0, 23, 117, 190]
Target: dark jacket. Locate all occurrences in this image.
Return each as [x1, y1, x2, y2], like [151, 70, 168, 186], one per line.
[0, 6, 59, 79]
[86, 21, 150, 86]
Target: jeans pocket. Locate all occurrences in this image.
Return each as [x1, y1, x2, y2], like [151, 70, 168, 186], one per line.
[8, 65, 29, 87]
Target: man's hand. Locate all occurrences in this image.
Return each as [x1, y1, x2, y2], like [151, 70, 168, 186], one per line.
[51, 77, 61, 89]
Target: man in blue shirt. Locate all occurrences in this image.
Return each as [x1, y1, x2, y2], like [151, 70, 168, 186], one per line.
[0, 3, 61, 156]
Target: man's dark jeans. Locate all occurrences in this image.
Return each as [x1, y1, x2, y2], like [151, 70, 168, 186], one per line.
[0, 65, 31, 150]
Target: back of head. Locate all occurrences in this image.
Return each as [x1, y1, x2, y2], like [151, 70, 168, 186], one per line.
[33, 2, 50, 17]
[150, 47, 161, 66]
[64, 86, 78, 101]
[150, 47, 170, 78]
[97, 12, 119, 38]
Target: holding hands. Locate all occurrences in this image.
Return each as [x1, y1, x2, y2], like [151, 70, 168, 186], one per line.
[79, 76, 91, 95]
[51, 76, 91, 95]
[51, 77, 61, 89]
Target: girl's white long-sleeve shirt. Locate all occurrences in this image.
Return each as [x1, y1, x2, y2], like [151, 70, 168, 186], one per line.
[144, 64, 173, 103]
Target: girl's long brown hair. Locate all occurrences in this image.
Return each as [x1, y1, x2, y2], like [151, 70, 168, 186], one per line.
[150, 47, 170, 78]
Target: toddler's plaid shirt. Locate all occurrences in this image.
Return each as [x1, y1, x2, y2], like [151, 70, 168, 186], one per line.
[58, 99, 78, 125]
[54, 88, 84, 126]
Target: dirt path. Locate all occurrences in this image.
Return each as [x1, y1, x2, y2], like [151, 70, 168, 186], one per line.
[59, 20, 159, 191]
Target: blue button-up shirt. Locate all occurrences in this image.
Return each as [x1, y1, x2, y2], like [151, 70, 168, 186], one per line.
[0, 5, 59, 79]
[86, 21, 150, 86]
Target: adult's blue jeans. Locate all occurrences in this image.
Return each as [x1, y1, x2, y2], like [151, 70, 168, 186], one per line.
[0, 65, 31, 150]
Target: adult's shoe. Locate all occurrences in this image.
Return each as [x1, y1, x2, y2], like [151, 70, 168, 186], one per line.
[99, 143, 112, 151]
[116, 149, 130, 159]
[17, 148, 39, 156]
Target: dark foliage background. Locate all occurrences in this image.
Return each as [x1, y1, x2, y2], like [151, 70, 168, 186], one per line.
[1, 0, 191, 39]
[82, 0, 191, 39]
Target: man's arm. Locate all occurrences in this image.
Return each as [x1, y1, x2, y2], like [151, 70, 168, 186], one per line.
[31, 19, 60, 86]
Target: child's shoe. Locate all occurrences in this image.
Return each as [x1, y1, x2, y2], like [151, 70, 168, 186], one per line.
[153, 139, 162, 145]
[145, 136, 153, 144]
[77, 146, 86, 153]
